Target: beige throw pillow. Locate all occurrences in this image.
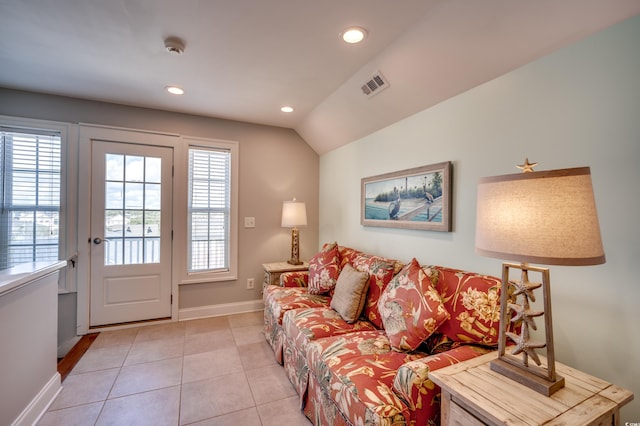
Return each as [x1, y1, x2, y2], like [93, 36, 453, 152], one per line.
[330, 264, 370, 323]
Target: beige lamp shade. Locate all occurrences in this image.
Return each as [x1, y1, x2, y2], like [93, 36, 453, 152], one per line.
[281, 199, 307, 228]
[475, 167, 605, 266]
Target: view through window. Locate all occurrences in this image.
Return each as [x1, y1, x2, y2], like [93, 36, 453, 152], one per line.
[0, 127, 61, 269]
[104, 154, 162, 265]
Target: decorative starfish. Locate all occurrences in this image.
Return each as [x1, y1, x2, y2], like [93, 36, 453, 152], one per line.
[511, 279, 541, 302]
[516, 158, 538, 173]
[508, 303, 543, 331]
[506, 331, 546, 366]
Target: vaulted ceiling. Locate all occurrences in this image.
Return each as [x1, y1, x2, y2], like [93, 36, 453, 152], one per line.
[1, 0, 638, 154]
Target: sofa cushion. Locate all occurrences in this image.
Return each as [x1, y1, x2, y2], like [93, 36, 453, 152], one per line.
[308, 242, 341, 295]
[282, 307, 378, 400]
[351, 254, 403, 329]
[393, 344, 492, 426]
[263, 285, 331, 325]
[330, 264, 370, 323]
[263, 285, 332, 364]
[306, 330, 429, 425]
[338, 245, 363, 269]
[431, 266, 503, 346]
[378, 258, 450, 351]
[284, 307, 378, 355]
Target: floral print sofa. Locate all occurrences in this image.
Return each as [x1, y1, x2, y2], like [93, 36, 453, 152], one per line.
[263, 244, 508, 425]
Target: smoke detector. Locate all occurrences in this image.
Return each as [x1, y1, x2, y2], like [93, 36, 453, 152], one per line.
[164, 37, 185, 55]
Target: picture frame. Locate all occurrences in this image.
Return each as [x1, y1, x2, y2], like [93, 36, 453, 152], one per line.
[361, 161, 452, 231]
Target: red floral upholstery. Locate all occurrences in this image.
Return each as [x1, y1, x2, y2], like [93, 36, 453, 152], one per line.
[283, 338, 310, 402]
[337, 245, 361, 269]
[432, 266, 503, 346]
[282, 307, 377, 401]
[306, 330, 429, 425]
[393, 344, 492, 425]
[308, 242, 341, 295]
[351, 254, 403, 329]
[304, 373, 351, 426]
[422, 332, 462, 355]
[264, 286, 331, 325]
[335, 246, 404, 328]
[263, 285, 330, 363]
[284, 307, 377, 354]
[263, 244, 507, 425]
[280, 270, 309, 287]
[378, 259, 450, 351]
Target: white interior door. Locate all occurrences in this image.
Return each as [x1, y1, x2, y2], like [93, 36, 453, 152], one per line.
[90, 140, 173, 327]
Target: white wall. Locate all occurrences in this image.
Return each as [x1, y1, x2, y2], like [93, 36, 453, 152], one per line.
[0, 263, 64, 426]
[319, 15, 640, 421]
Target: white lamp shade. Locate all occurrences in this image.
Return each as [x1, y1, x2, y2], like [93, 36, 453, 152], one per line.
[281, 200, 307, 228]
[475, 167, 605, 266]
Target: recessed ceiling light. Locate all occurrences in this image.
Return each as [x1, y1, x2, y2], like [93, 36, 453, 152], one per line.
[342, 27, 367, 44]
[281, 106, 294, 113]
[166, 86, 184, 95]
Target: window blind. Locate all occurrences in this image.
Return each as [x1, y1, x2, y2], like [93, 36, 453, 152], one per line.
[188, 147, 231, 272]
[0, 127, 61, 269]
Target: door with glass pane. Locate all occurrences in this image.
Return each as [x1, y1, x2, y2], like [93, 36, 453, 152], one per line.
[90, 140, 173, 326]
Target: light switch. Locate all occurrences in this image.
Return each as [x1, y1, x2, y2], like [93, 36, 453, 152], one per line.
[244, 217, 256, 228]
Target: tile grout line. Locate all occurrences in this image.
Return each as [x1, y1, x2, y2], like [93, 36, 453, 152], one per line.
[42, 312, 307, 425]
[93, 326, 139, 425]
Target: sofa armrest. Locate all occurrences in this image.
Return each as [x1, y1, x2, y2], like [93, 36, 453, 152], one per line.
[280, 271, 309, 287]
[393, 345, 492, 425]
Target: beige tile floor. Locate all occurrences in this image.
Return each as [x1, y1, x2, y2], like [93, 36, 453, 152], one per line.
[39, 311, 311, 426]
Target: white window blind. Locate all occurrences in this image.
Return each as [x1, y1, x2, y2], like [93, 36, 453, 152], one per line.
[0, 127, 62, 269]
[188, 147, 231, 272]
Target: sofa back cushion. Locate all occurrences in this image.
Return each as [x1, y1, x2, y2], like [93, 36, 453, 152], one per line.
[338, 245, 362, 269]
[378, 258, 450, 351]
[351, 253, 403, 328]
[430, 266, 503, 346]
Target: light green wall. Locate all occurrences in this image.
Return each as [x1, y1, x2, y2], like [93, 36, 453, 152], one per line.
[319, 15, 640, 421]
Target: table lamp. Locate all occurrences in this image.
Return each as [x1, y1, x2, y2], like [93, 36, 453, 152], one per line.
[475, 160, 605, 396]
[281, 198, 307, 265]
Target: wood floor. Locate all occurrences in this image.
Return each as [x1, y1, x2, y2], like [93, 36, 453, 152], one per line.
[57, 333, 99, 381]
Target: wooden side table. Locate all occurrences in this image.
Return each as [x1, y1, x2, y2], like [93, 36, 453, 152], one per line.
[429, 351, 633, 426]
[262, 261, 309, 290]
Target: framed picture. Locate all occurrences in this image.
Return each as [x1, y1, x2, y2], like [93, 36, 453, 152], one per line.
[361, 161, 452, 231]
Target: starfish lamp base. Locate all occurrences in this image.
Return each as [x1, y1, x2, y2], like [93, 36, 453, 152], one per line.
[494, 262, 565, 396]
[490, 355, 565, 396]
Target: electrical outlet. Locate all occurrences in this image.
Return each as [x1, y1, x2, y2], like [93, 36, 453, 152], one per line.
[244, 217, 256, 228]
[246, 278, 255, 290]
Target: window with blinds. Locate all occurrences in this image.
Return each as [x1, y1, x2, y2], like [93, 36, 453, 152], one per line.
[188, 147, 231, 272]
[0, 127, 62, 269]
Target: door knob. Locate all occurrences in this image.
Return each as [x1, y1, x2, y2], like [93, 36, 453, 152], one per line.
[93, 237, 103, 245]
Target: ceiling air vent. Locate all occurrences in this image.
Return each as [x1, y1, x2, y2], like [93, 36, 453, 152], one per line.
[361, 71, 389, 97]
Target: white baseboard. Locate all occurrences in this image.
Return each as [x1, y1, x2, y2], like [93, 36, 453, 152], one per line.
[178, 299, 264, 321]
[12, 372, 61, 426]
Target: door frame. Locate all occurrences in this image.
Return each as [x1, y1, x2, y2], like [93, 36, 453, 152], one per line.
[77, 124, 182, 334]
